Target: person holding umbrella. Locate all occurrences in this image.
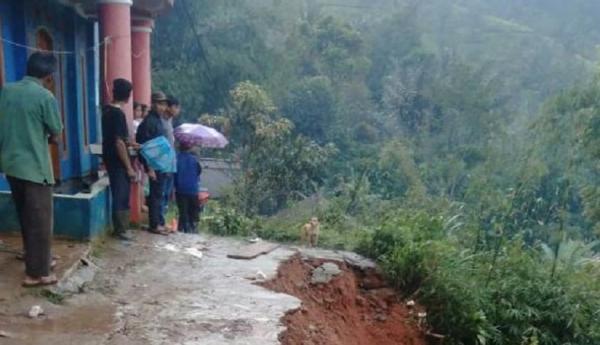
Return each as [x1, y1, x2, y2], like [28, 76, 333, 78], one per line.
[173, 123, 228, 233]
[175, 140, 202, 233]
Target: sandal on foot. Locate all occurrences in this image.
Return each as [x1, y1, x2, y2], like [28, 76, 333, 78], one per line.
[22, 275, 58, 288]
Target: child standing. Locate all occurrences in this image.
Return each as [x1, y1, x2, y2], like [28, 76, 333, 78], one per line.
[175, 142, 202, 233]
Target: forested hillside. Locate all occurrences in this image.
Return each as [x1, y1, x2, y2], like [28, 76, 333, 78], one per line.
[152, 1, 600, 344]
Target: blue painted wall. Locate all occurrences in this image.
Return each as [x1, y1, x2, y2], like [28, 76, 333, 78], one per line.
[0, 186, 111, 240]
[0, 1, 26, 83]
[0, 0, 99, 188]
[0, 0, 110, 239]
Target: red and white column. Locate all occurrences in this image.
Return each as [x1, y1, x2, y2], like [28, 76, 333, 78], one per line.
[131, 17, 154, 108]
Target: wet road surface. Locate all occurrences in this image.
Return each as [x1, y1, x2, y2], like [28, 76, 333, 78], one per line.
[0, 232, 300, 345]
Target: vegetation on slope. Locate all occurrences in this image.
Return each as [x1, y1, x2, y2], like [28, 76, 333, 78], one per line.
[154, 1, 600, 343]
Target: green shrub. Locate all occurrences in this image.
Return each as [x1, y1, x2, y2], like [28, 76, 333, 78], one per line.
[380, 241, 428, 293]
[360, 208, 600, 345]
[357, 209, 446, 258]
[202, 204, 257, 237]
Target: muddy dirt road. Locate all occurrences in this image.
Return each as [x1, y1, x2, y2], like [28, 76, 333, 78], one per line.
[0, 232, 299, 345]
[0, 233, 428, 345]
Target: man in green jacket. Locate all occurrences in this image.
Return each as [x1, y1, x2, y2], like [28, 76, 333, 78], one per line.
[0, 52, 63, 287]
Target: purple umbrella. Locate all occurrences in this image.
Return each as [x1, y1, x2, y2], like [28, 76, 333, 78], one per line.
[174, 123, 229, 149]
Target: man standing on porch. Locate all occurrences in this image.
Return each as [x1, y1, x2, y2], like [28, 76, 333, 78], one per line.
[102, 79, 136, 241]
[0, 52, 63, 287]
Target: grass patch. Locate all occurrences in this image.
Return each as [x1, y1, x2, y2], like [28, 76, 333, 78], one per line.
[40, 289, 65, 305]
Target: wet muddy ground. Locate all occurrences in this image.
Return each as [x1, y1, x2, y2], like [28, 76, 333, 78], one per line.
[0, 234, 89, 304]
[0, 232, 299, 345]
[0, 233, 427, 345]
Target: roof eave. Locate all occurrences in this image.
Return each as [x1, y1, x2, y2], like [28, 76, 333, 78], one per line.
[59, 0, 175, 19]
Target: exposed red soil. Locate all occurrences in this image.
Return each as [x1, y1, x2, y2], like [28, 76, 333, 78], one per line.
[261, 255, 429, 345]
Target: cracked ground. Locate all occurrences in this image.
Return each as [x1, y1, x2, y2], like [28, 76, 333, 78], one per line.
[0, 232, 300, 345]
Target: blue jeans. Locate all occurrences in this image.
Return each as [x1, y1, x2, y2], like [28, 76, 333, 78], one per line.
[149, 172, 168, 230]
[160, 173, 174, 226]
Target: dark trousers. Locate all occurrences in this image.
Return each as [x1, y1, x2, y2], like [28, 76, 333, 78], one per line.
[107, 166, 131, 234]
[176, 193, 199, 233]
[148, 172, 168, 230]
[7, 176, 53, 278]
[107, 166, 131, 212]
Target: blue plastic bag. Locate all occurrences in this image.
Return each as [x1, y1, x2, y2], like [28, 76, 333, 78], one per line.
[140, 136, 176, 173]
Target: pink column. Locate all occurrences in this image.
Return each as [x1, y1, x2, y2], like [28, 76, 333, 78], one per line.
[97, 0, 140, 223]
[97, 0, 134, 128]
[130, 17, 154, 225]
[131, 17, 154, 108]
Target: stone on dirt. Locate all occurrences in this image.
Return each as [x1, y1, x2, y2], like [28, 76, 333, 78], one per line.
[256, 270, 268, 280]
[0, 330, 13, 338]
[27, 305, 44, 318]
[310, 262, 342, 284]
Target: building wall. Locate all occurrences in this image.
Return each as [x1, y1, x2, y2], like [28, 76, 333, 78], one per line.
[0, 0, 99, 189]
[0, 1, 27, 84]
[199, 158, 241, 198]
[0, 178, 111, 240]
[0, 0, 110, 239]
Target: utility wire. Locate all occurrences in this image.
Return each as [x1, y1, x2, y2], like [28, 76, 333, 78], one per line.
[0, 36, 112, 55]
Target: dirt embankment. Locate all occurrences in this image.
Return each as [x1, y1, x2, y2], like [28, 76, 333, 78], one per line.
[261, 255, 428, 345]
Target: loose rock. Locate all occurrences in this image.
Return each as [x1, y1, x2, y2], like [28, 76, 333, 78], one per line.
[0, 330, 13, 338]
[310, 262, 342, 284]
[27, 305, 44, 318]
[256, 270, 267, 280]
[375, 314, 387, 322]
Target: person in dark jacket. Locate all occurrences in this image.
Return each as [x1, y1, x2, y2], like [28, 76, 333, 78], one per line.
[159, 96, 180, 230]
[175, 142, 202, 233]
[135, 91, 170, 235]
[102, 79, 137, 241]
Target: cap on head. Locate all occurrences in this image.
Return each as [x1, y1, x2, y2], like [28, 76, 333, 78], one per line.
[151, 91, 168, 103]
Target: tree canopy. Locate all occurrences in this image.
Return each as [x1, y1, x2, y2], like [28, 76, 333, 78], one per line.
[153, 2, 600, 343]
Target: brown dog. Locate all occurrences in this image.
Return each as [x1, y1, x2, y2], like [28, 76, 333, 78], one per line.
[301, 217, 320, 247]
